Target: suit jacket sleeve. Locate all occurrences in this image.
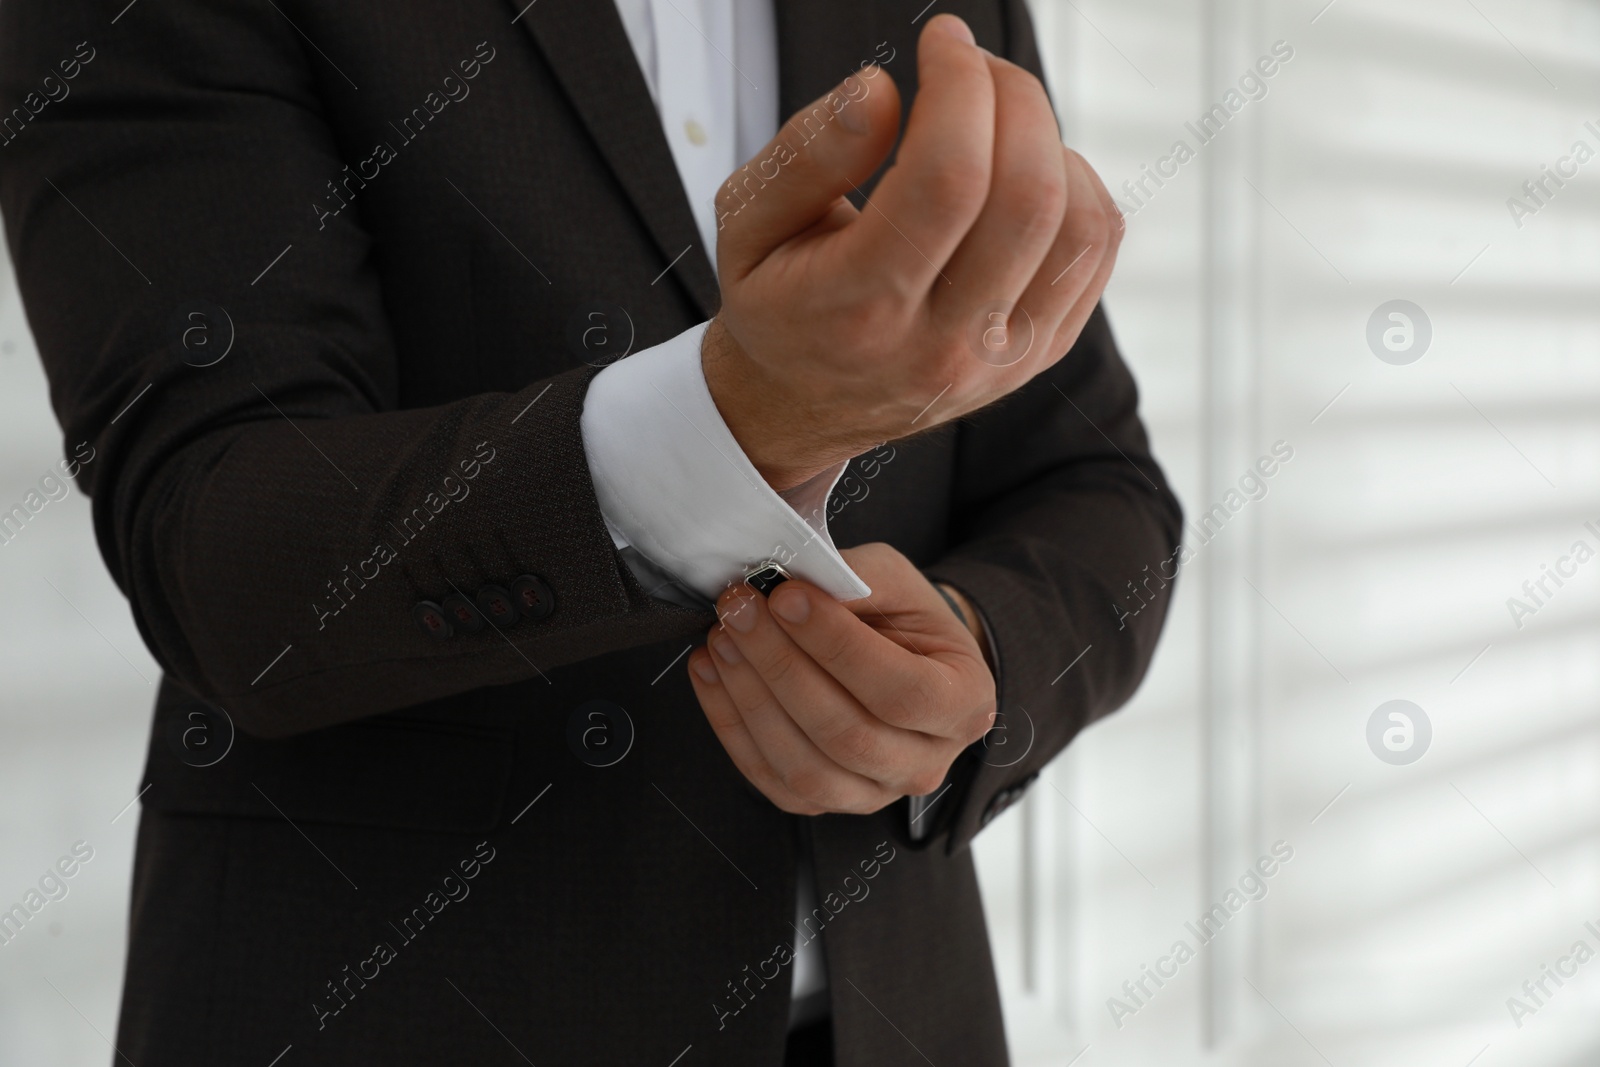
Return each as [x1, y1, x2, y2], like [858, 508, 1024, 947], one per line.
[921, 0, 1185, 854]
[0, 2, 707, 738]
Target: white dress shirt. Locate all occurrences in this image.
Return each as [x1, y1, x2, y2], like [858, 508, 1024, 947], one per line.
[586, 0, 853, 1027]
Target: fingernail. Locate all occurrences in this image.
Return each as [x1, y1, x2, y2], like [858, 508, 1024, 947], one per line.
[770, 587, 811, 625]
[712, 633, 744, 664]
[693, 656, 720, 684]
[932, 14, 976, 46]
[721, 596, 757, 633]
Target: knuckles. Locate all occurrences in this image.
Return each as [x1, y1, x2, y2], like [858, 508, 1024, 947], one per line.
[780, 765, 841, 809]
[771, 793, 827, 817]
[1064, 149, 1118, 250]
[807, 620, 859, 672]
[1009, 169, 1070, 243]
[755, 644, 802, 689]
[1068, 191, 1113, 253]
[923, 155, 992, 228]
[826, 721, 882, 770]
[874, 685, 929, 731]
[904, 766, 949, 797]
[990, 56, 1049, 105]
[966, 706, 998, 746]
[1086, 207, 1115, 255]
[779, 765, 893, 815]
[1107, 202, 1127, 251]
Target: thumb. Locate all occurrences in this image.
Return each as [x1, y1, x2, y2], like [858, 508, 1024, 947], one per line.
[714, 66, 902, 282]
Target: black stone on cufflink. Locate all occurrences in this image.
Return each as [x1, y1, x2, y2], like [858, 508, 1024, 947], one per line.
[744, 561, 790, 595]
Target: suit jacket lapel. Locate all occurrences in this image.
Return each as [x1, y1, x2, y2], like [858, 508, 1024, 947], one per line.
[506, 0, 721, 318]
[773, 0, 884, 120]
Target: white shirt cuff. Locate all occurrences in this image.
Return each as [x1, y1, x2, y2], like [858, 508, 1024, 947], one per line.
[579, 322, 871, 603]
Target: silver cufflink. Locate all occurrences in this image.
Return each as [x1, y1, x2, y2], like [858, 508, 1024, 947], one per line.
[743, 560, 791, 594]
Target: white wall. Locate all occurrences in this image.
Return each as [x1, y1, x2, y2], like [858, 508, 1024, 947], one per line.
[973, 1, 1600, 1065]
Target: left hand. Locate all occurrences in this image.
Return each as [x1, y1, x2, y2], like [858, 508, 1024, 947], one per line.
[687, 542, 997, 816]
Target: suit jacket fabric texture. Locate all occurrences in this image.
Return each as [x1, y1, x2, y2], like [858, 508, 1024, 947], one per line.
[0, 0, 1182, 1064]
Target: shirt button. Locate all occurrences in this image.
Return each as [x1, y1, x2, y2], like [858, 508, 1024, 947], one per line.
[683, 118, 708, 146]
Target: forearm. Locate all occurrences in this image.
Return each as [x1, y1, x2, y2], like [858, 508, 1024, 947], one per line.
[122, 367, 707, 736]
[0, 0, 722, 736]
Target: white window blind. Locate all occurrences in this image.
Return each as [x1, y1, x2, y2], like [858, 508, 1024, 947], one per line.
[974, 2, 1600, 1065]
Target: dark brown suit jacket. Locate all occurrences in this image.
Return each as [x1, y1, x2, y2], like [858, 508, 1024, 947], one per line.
[0, 0, 1180, 1063]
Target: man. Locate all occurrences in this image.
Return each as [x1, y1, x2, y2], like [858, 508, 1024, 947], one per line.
[0, 0, 1179, 1064]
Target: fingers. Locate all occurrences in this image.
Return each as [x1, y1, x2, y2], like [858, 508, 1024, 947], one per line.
[715, 586, 953, 797]
[1042, 149, 1125, 359]
[1007, 146, 1117, 370]
[842, 14, 995, 296]
[714, 65, 903, 284]
[701, 605, 900, 813]
[687, 647, 823, 815]
[930, 52, 1067, 333]
[685, 538, 1003, 814]
[766, 580, 992, 744]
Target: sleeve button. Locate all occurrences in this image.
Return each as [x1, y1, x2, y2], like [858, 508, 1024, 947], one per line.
[511, 574, 555, 620]
[413, 601, 453, 640]
[442, 594, 484, 633]
[475, 584, 521, 628]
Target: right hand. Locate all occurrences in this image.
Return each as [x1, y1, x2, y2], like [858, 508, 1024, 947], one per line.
[704, 13, 1123, 492]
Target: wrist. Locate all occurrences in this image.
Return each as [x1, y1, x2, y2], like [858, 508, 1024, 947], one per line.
[701, 316, 869, 492]
[934, 581, 993, 668]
